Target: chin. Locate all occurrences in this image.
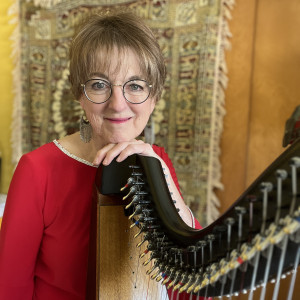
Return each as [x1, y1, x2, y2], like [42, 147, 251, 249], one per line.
[109, 135, 133, 144]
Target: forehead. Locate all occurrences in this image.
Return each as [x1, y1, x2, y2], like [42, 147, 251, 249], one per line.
[90, 47, 145, 81]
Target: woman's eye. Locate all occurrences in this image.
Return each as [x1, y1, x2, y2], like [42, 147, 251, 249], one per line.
[92, 81, 106, 90]
[129, 83, 143, 91]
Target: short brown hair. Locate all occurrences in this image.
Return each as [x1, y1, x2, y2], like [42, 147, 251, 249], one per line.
[69, 11, 166, 101]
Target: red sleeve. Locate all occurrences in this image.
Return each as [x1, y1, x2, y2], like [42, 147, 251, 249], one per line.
[0, 155, 44, 299]
[152, 145, 181, 194]
[152, 145, 202, 230]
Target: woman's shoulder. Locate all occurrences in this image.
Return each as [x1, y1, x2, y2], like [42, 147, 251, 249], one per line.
[16, 142, 62, 174]
[22, 141, 60, 162]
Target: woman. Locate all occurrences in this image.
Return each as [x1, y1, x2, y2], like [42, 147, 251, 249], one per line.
[0, 11, 201, 299]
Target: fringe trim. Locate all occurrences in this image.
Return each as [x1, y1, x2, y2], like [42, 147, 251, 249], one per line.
[9, 1, 22, 165]
[206, 0, 235, 224]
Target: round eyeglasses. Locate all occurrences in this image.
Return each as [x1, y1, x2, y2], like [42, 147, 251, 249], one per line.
[81, 79, 152, 104]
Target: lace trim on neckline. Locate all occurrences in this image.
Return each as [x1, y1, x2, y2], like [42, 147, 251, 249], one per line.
[53, 140, 97, 168]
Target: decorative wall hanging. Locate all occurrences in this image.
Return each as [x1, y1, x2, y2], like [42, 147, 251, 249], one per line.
[11, 0, 234, 225]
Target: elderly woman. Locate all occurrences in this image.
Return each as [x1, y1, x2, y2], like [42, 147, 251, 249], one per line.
[0, 11, 201, 300]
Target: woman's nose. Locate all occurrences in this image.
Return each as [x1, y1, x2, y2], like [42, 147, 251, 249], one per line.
[108, 85, 128, 110]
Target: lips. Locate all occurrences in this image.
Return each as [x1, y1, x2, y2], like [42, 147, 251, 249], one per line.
[104, 117, 132, 124]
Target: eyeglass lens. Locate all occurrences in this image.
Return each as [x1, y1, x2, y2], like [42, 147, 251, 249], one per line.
[84, 79, 151, 104]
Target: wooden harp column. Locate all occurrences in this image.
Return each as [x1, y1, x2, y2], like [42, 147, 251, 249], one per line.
[87, 158, 166, 300]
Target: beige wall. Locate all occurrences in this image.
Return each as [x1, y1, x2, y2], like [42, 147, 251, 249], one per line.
[219, 0, 300, 298]
[219, 0, 300, 211]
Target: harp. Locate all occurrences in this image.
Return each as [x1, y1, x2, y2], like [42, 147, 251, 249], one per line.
[89, 106, 300, 299]
[89, 136, 300, 300]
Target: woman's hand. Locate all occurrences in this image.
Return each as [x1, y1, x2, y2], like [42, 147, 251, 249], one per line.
[93, 140, 195, 228]
[92, 140, 158, 166]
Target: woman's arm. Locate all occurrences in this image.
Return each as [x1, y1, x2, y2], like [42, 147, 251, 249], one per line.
[0, 155, 44, 299]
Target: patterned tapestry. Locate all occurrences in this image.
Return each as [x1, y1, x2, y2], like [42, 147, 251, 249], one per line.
[11, 0, 234, 226]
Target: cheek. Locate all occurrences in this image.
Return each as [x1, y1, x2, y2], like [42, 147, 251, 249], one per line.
[87, 113, 104, 134]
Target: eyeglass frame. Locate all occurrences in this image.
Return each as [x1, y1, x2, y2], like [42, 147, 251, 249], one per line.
[80, 78, 153, 104]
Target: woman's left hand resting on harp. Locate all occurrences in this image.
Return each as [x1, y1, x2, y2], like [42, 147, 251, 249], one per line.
[93, 140, 195, 227]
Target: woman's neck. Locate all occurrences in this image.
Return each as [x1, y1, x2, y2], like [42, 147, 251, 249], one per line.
[58, 132, 105, 164]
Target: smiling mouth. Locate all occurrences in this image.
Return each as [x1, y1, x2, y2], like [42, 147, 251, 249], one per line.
[105, 117, 132, 124]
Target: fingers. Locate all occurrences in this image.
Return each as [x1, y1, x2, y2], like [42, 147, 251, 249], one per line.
[93, 140, 157, 166]
[115, 141, 154, 163]
[92, 143, 116, 166]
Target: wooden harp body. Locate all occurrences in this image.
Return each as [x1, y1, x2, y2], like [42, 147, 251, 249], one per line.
[89, 157, 167, 299]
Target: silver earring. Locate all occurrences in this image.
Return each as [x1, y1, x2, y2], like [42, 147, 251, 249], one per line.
[80, 115, 92, 143]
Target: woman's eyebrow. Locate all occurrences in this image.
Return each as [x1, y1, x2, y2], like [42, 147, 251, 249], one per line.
[89, 74, 145, 81]
[89, 72, 108, 80]
[127, 75, 144, 81]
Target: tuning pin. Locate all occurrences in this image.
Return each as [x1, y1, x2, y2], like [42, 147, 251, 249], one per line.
[179, 273, 194, 293]
[162, 267, 175, 285]
[136, 239, 146, 248]
[153, 265, 168, 281]
[143, 251, 159, 266]
[136, 232, 152, 248]
[130, 219, 140, 228]
[134, 225, 147, 239]
[120, 177, 135, 191]
[151, 266, 163, 280]
[146, 261, 159, 275]
[128, 204, 143, 220]
[125, 195, 139, 209]
[139, 248, 149, 259]
[173, 281, 183, 291]
[155, 274, 163, 282]
[123, 185, 138, 200]
[167, 270, 181, 289]
[143, 256, 153, 266]
[174, 272, 189, 291]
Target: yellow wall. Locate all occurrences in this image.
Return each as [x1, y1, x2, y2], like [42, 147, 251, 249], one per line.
[0, 0, 15, 194]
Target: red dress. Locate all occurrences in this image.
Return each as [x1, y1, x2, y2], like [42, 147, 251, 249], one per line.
[0, 141, 201, 299]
